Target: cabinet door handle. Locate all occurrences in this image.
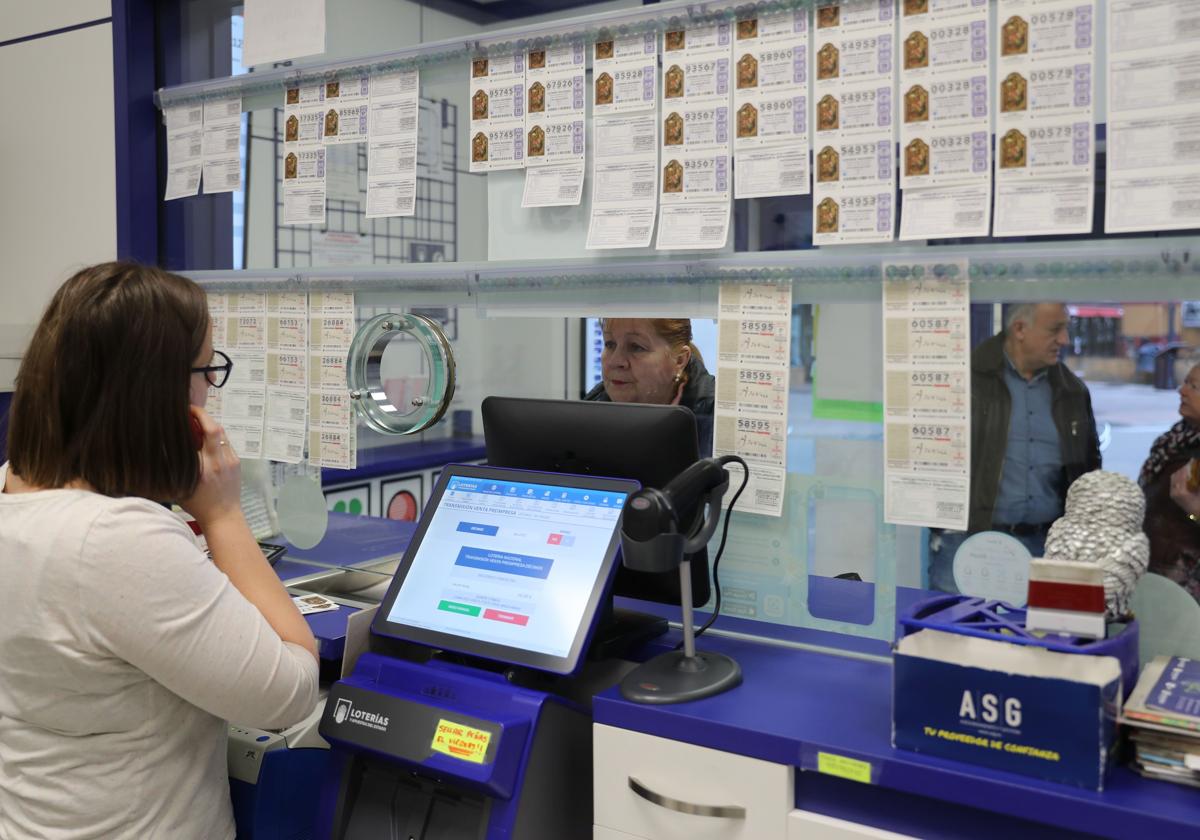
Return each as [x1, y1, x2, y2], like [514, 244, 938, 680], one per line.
[627, 776, 746, 820]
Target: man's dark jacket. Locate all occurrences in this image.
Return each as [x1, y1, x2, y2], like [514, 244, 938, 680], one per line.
[969, 333, 1101, 532]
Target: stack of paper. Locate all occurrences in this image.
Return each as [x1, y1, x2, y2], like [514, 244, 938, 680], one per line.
[1122, 656, 1200, 788]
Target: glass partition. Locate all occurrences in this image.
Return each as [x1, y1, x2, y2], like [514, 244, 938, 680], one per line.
[189, 263, 1200, 656]
[161, 0, 1200, 657]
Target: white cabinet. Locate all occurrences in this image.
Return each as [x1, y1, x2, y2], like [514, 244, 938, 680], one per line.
[594, 828, 646, 840]
[787, 810, 917, 840]
[593, 723, 793, 840]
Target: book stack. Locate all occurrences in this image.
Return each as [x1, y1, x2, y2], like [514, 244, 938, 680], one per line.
[1122, 656, 1200, 788]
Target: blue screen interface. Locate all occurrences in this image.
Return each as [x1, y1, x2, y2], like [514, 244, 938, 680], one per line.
[386, 477, 628, 658]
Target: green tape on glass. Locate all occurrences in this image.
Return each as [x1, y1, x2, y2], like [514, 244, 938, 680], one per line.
[811, 398, 884, 423]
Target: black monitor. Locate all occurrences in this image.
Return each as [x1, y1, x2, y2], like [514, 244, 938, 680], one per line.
[481, 397, 711, 610]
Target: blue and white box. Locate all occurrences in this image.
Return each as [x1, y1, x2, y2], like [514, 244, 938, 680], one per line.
[893, 629, 1122, 790]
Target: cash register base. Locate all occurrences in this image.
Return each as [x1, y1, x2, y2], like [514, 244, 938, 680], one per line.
[314, 652, 594, 840]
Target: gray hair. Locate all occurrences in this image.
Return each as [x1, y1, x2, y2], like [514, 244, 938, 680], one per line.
[1005, 302, 1043, 331]
[1008, 300, 1065, 328]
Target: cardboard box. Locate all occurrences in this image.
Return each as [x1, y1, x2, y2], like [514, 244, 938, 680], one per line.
[893, 629, 1122, 790]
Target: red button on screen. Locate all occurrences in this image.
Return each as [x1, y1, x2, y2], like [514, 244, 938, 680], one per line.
[547, 533, 563, 545]
[483, 609, 529, 626]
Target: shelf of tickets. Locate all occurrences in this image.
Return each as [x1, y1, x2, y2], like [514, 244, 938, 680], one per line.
[153, 0, 802, 111]
[184, 234, 1200, 307]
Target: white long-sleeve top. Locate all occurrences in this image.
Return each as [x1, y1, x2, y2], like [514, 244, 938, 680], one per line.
[0, 462, 319, 839]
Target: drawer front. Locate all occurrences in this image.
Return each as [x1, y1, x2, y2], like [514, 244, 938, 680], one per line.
[595, 827, 647, 840]
[788, 809, 917, 840]
[594, 724, 792, 840]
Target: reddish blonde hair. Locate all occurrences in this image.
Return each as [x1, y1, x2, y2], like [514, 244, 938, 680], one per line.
[601, 318, 702, 385]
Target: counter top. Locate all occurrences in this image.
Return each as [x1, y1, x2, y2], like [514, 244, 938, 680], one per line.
[274, 513, 415, 582]
[277, 514, 1198, 837]
[593, 631, 1200, 840]
[276, 514, 415, 661]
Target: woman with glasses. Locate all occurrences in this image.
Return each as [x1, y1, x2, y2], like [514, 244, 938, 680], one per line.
[0, 262, 317, 839]
[1140, 361, 1200, 603]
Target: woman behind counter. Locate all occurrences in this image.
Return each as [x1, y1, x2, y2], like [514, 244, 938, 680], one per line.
[584, 318, 715, 457]
[1140, 361, 1200, 603]
[0, 263, 318, 839]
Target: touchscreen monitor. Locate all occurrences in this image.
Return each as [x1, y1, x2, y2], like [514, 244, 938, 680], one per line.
[372, 464, 638, 675]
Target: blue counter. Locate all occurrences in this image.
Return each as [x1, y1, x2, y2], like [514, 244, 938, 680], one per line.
[277, 515, 1198, 837]
[593, 631, 1200, 840]
[275, 513, 415, 583]
[277, 514, 415, 662]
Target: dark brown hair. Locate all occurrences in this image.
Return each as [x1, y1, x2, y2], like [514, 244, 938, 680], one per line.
[7, 262, 210, 500]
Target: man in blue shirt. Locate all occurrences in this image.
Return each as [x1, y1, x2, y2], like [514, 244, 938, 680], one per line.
[929, 302, 1101, 593]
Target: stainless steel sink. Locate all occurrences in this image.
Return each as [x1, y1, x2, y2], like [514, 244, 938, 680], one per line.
[285, 554, 404, 604]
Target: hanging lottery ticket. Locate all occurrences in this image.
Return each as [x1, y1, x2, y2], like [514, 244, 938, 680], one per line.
[811, 0, 897, 245]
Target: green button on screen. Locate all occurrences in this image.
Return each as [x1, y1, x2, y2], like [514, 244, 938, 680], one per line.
[438, 600, 481, 617]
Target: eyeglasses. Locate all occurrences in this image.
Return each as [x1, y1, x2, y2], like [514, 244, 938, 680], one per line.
[192, 350, 233, 389]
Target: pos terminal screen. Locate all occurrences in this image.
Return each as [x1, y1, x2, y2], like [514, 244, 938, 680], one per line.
[373, 465, 636, 675]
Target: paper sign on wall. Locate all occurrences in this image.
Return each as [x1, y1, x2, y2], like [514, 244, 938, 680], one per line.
[882, 259, 970, 531]
[367, 69, 420, 218]
[282, 83, 327, 225]
[993, 0, 1097, 237]
[468, 53, 527, 173]
[522, 42, 587, 207]
[221, 293, 269, 460]
[587, 35, 660, 249]
[164, 104, 203, 200]
[202, 95, 243, 195]
[715, 282, 792, 517]
[242, 0, 325, 69]
[265, 293, 309, 463]
[656, 23, 733, 250]
[810, 0, 897, 245]
[732, 9, 811, 199]
[308, 292, 357, 470]
[1105, 0, 1200, 233]
[898, 0, 992, 240]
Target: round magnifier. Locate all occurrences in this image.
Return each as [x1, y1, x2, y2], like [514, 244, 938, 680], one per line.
[346, 313, 456, 435]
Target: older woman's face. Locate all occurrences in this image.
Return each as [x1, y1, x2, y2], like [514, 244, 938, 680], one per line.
[1181, 364, 1200, 425]
[602, 319, 688, 405]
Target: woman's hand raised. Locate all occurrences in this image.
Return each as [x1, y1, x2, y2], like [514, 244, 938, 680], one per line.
[179, 406, 243, 529]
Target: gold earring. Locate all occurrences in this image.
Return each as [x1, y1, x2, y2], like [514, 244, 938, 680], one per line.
[672, 372, 684, 384]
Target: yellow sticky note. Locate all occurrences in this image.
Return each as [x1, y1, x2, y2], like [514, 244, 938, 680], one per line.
[430, 719, 492, 764]
[817, 751, 872, 784]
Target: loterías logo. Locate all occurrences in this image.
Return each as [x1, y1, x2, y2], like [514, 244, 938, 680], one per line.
[331, 696, 390, 731]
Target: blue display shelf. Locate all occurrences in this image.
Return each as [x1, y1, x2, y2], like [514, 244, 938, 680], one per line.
[899, 594, 1140, 698]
